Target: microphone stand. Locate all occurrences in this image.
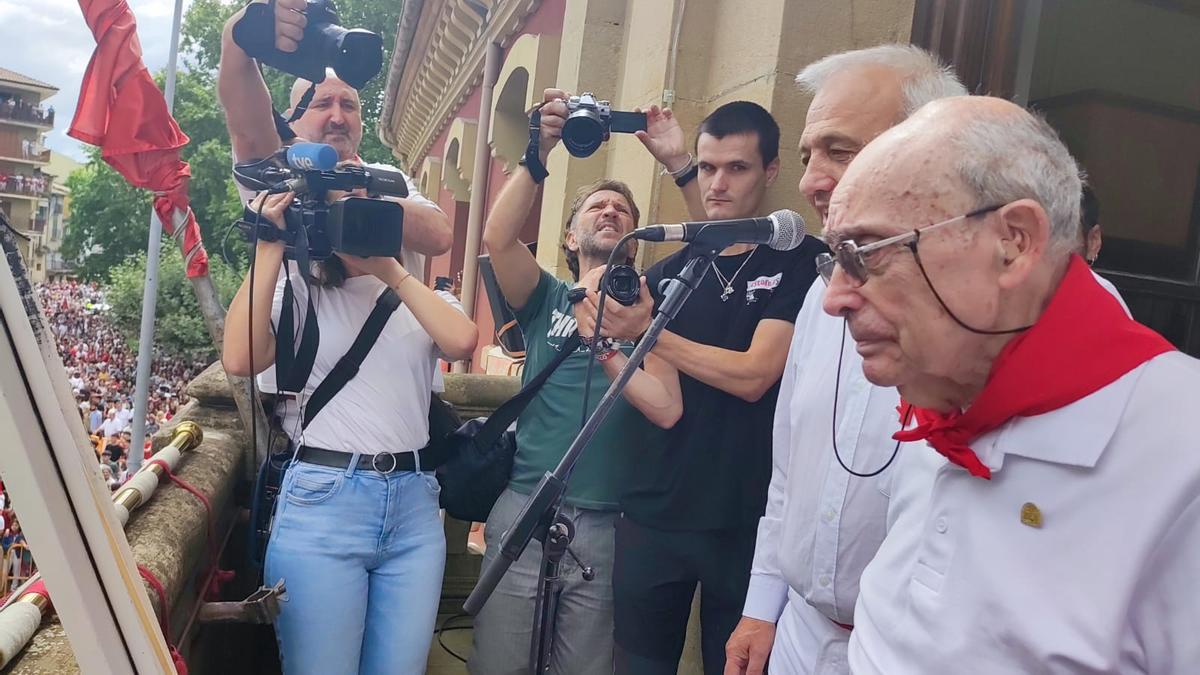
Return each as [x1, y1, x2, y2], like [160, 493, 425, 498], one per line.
[464, 244, 723, 673]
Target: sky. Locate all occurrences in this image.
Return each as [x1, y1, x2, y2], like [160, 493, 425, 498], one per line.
[0, 0, 193, 161]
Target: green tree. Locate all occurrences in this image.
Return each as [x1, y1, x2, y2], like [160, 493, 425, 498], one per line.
[106, 247, 243, 360]
[61, 146, 154, 279]
[64, 0, 406, 278]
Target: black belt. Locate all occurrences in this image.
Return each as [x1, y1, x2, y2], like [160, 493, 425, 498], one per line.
[296, 445, 438, 474]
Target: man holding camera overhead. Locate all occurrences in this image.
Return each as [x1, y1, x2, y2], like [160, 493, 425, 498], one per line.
[468, 89, 684, 675]
[572, 101, 826, 674]
[218, 0, 452, 269]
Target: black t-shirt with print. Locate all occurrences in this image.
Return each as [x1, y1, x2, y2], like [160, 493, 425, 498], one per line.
[623, 236, 828, 531]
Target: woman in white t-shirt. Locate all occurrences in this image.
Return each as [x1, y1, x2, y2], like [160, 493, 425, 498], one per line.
[222, 191, 478, 674]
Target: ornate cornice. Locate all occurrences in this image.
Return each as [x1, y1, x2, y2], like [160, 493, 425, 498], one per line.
[377, 0, 543, 173]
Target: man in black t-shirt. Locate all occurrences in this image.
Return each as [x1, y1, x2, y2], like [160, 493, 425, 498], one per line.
[577, 102, 827, 674]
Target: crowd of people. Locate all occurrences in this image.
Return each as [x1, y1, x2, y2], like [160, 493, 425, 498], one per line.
[0, 282, 207, 597]
[36, 280, 207, 487]
[0, 93, 54, 126]
[0, 170, 50, 197]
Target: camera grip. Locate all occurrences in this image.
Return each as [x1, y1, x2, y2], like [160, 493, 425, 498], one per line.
[609, 110, 648, 134]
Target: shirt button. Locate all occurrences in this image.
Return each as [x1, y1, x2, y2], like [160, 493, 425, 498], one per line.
[935, 517, 948, 534]
[822, 509, 836, 523]
[819, 575, 831, 588]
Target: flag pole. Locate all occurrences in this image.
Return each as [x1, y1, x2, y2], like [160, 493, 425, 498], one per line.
[128, 0, 185, 476]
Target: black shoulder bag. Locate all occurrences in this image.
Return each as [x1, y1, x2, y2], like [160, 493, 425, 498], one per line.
[427, 333, 581, 523]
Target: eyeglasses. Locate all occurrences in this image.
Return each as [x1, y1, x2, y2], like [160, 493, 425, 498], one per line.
[815, 204, 1004, 287]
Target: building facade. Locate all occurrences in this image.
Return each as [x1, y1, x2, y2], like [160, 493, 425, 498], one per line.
[379, 0, 1200, 369]
[0, 67, 58, 283]
[44, 152, 81, 281]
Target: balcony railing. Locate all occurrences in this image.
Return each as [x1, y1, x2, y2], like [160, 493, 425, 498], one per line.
[0, 141, 51, 163]
[0, 173, 52, 198]
[0, 99, 54, 127]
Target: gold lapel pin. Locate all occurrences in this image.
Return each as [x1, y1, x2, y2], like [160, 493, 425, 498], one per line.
[1020, 502, 1043, 528]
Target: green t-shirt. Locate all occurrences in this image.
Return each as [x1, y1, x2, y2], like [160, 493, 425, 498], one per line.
[509, 271, 662, 510]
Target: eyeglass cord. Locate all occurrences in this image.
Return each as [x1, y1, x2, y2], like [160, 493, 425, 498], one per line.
[831, 318, 913, 478]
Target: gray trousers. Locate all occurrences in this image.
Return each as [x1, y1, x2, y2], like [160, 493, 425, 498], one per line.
[468, 487, 617, 675]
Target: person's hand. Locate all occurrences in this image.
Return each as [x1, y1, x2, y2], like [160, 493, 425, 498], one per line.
[273, 0, 307, 53]
[335, 254, 406, 287]
[635, 105, 690, 172]
[573, 267, 653, 342]
[327, 158, 368, 203]
[723, 617, 776, 675]
[536, 88, 569, 165]
[249, 190, 294, 231]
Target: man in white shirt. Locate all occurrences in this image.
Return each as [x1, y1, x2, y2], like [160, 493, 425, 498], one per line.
[217, 0, 452, 268]
[101, 409, 123, 440]
[724, 45, 966, 675]
[824, 95, 1199, 673]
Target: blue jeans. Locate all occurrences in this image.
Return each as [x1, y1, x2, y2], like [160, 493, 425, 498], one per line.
[265, 458, 446, 674]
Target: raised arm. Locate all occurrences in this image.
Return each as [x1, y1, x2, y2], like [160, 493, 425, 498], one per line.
[635, 105, 707, 221]
[335, 255, 478, 361]
[218, 0, 287, 162]
[481, 88, 568, 312]
[222, 191, 292, 376]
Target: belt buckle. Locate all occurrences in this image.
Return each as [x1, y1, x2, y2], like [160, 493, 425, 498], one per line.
[371, 452, 398, 474]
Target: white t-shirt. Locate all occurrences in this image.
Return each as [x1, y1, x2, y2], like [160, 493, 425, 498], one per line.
[101, 417, 123, 439]
[266, 268, 462, 455]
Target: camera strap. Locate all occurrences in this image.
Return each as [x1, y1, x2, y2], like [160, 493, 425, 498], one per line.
[275, 273, 320, 395]
[522, 107, 550, 183]
[287, 83, 318, 124]
[301, 287, 402, 429]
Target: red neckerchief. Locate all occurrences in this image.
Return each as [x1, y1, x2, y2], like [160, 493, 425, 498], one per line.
[893, 255, 1174, 479]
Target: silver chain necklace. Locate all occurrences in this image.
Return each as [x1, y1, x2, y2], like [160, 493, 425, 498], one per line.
[710, 247, 756, 302]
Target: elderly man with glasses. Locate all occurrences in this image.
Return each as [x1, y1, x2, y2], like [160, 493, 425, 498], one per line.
[824, 95, 1200, 673]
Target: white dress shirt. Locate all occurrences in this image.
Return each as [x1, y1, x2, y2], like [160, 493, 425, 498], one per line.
[744, 279, 911, 672]
[850, 350, 1200, 674]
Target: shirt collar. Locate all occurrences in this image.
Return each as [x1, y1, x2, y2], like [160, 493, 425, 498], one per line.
[973, 361, 1147, 471]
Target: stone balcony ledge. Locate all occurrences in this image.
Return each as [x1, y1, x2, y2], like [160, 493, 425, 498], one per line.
[6, 364, 519, 674]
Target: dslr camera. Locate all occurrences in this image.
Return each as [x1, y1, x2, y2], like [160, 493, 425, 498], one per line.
[233, 143, 407, 261]
[232, 0, 383, 89]
[557, 93, 647, 158]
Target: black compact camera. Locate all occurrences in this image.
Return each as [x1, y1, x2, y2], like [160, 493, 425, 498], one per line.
[232, 143, 407, 261]
[603, 265, 641, 306]
[559, 93, 647, 158]
[232, 0, 383, 90]
[567, 264, 642, 307]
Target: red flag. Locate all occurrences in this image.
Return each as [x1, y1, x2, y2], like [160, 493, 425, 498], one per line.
[68, 0, 209, 277]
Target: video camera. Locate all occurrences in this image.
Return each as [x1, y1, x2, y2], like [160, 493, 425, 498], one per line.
[232, 0, 383, 90]
[233, 142, 407, 261]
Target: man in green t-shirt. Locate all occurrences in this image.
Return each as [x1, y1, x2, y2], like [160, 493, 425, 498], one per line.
[468, 88, 683, 675]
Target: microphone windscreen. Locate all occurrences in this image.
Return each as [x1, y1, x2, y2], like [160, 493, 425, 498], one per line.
[768, 210, 807, 250]
[286, 143, 339, 172]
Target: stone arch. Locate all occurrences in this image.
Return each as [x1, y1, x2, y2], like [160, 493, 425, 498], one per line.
[490, 33, 561, 170]
[443, 117, 477, 201]
[419, 157, 443, 200]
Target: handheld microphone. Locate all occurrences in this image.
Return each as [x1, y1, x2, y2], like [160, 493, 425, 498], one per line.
[285, 142, 339, 172]
[635, 209, 806, 251]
